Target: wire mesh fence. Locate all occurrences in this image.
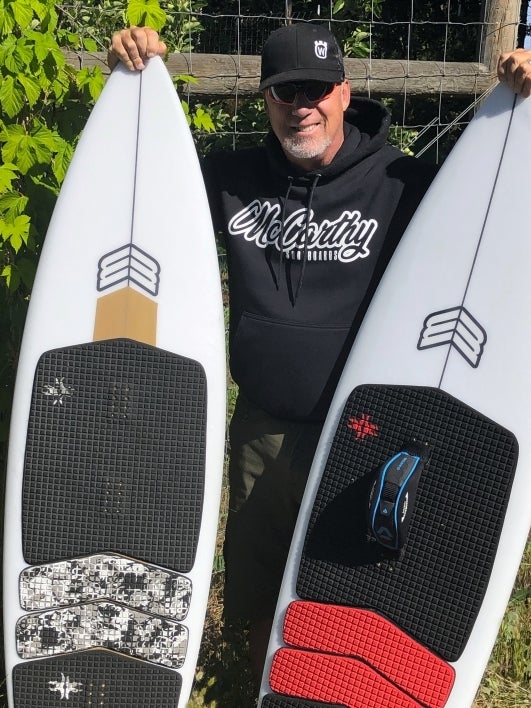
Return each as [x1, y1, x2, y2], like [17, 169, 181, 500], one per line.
[57, 1, 529, 161]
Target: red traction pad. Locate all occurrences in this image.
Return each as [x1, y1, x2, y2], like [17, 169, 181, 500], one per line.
[270, 649, 422, 707]
[275, 601, 455, 707]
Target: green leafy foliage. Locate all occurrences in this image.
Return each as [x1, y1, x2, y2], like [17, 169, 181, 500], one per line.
[0, 0, 85, 450]
[127, 0, 167, 31]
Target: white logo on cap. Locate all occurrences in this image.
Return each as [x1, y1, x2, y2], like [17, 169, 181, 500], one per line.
[314, 40, 328, 59]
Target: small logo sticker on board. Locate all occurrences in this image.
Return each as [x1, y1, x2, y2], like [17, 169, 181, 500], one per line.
[347, 414, 379, 440]
[48, 673, 83, 699]
[42, 377, 75, 405]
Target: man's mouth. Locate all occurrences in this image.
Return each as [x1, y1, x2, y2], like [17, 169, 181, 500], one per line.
[292, 123, 319, 133]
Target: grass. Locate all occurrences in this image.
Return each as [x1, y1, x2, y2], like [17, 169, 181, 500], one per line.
[473, 544, 531, 708]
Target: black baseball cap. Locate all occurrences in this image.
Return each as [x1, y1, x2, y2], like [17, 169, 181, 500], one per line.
[259, 24, 345, 91]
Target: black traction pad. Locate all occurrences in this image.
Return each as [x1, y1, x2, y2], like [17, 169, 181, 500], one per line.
[262, 696, 344, 708]
[13, 650, 182, 706]
[22, 339, 207, 572]
[296, 385, 518, 661]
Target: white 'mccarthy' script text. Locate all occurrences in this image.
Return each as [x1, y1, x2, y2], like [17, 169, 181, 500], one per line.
[228, 200, 378, 263]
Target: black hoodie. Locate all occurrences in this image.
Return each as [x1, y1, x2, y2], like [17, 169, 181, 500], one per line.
[203, 97, 437, 422]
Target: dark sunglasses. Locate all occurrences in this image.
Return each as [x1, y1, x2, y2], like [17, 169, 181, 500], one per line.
[269, 81, 338, 105]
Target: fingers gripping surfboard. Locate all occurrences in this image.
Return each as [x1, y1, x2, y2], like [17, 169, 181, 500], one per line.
[260, 84, 531, 708]
[3, 58, 226, 707]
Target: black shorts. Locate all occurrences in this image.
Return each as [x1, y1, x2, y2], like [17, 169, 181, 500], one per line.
[223, 393, 323, 622]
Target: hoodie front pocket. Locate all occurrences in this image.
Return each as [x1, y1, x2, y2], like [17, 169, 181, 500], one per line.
[230, 311, 351, 421]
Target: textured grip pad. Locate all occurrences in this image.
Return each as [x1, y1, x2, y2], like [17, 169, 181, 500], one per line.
[297, 385, 517, 660]
[262, 696, 344, 708]
[270, 649, 422, 707]
[16, 601, 188, 668]
[283, 601, 454, 707]
[13, 650, 182, 707]
[22, 339, 207, 572]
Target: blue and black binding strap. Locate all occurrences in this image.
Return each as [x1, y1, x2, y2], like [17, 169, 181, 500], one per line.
[368, 440, 431, 550]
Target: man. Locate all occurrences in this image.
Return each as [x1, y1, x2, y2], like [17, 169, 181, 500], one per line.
[109, 23, 531, 684]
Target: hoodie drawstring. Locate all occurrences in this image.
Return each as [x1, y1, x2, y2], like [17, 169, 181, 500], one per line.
[277, 175, 294, 288]
[277, 173, 321, 302]
[294, 172, 321, 302]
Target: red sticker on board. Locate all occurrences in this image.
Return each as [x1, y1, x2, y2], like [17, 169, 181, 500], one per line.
[347, 414, 379, 439]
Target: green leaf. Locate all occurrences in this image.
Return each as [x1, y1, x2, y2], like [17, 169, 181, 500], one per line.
[180, 99, 192, 126]
[1, 264, 17, 290]
[29, 31, 64, 69]
[1, 125, 41, 173]
[174, 74, 198, 85]
[77, 67, 104, 102]
[50, 75, 70, 101]
[31, 121, 62, 151]
[0, 214, 30, 252]
[126, 0, 166, 32]
[0, 75, 25, 118]
[0, 35, 18, 72]
[10, 0, 34, 30]
[37, 0, 57, 33]
[0, 163, 18, 192]
[0, 122, 25, 146]
[52, 140, 73, 184]
[0, 4, 16, 35]
[82, 38, 98, 52]
[17, 74, 41, 107]
[0, 191, 28, 218]
[512, 587, 531, 602]
[14, 37, 34, 68]
[28, 171, 60, 195]
[192, 107, 215, 132]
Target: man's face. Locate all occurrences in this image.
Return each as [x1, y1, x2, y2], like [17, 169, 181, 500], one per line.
[264, 79, 351, 170]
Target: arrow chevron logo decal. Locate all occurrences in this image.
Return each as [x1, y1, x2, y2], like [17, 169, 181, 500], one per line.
[97, 244, 160, 296]
[418, 306, 487, 368]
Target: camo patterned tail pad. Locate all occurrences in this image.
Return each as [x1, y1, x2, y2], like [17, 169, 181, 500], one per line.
[20, 553, 192, 619]
[296, 385, 517, 661]
[22, 339, 207, 572]
[16, 601, 188, 668]
[13, 650, 182, 707]
[281, 601, 454, 707]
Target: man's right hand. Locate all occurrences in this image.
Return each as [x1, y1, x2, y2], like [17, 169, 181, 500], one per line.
[108, 26, 167, 71]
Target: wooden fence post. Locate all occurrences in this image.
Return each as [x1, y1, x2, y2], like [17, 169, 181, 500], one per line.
[480, 0, 522, 71]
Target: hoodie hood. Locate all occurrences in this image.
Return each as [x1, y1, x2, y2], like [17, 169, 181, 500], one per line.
[263, 97, 394, 300]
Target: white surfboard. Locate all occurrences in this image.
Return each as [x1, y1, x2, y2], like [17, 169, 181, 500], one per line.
[260, 83, 531, 708]
[3, 57, 226, 707]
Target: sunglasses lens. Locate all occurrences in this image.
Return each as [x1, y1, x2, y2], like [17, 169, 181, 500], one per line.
[270, 81, 336, 104]
[305, 81, 335, 101]
[271, 84, 297, 103]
